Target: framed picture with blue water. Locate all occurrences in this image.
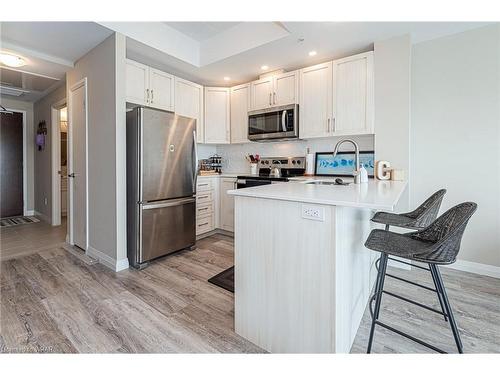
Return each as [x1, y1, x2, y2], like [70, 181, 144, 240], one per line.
[315, 151, 375, 177]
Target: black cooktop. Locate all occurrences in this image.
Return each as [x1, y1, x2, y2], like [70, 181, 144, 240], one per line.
[237, 175, 292, 182]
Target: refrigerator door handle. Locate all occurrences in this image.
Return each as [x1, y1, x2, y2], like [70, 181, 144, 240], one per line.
[142, 197, 196, 210]
[193, 130, 199, 190]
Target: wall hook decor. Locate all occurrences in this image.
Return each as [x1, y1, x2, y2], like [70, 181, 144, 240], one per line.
[36, 120, 47, 151]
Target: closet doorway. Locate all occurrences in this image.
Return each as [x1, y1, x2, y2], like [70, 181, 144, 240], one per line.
[51, 99, 67, 228]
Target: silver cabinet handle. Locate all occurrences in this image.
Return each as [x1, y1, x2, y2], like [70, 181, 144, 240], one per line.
[151, 89, 154, 104]
[269, 93, 272, 106]
[332, 117, 336, 132]
[273, 92, 276, 105]
[327, 118, 330, 133]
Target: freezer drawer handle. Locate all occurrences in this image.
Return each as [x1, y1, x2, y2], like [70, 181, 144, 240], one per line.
[142, 197, 195, 210]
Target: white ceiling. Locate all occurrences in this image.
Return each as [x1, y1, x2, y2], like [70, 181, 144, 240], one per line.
[0, 22, 113, 101]
[123, 21, 490, 86]
[0, 21, 491, 101]
[165, 22, 241, 41]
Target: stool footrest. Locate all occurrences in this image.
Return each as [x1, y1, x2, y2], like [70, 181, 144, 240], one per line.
[383, 290, 448, 317]
[385, 273, 437, 292]
[375, 321, 447, 353]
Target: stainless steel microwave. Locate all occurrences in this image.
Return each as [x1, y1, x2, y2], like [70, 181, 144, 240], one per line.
[248, 104, 299, 141]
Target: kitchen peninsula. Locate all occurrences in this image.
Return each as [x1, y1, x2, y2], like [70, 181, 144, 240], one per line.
[228, 179, 407, 353]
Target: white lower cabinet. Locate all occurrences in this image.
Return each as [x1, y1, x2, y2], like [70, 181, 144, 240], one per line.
[219, 178, 237, 232]
[196, 178, 216, 235]
[196, 176, 236, 236]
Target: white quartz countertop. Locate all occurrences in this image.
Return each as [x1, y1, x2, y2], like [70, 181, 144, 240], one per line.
[228, 178, 407, 211]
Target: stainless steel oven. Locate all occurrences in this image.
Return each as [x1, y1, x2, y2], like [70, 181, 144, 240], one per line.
[248, 104, 298, 141]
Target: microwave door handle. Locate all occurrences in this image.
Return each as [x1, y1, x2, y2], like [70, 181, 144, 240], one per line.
[281, 110, 287, 132]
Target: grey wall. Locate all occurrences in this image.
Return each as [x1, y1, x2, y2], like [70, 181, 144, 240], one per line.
[0, 97, 35, 214]
[33, 84, 66, 221]
[67, 33, 127, 268]
[411, 24, 500, 268]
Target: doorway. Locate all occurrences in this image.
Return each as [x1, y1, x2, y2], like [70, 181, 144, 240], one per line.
[0, 110, 26, 218]
[68, 78, 88, 251]
[51, 99, 67, 227]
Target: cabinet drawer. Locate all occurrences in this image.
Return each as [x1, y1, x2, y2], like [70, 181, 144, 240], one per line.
[196, 214, 214, 235]
[196, 202, 213, 217]
[197, 179, 213, 191]
[196, 191, 213, 205]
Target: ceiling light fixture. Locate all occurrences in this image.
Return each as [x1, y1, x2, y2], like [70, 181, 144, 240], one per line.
[308, 51, 317, 57]
[0, 53, 27, 68]
[261, 65, 269, 71]
[223, 76, 230, 81]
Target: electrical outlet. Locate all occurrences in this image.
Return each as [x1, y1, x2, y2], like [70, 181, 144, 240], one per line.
[301, 204, 325, 221]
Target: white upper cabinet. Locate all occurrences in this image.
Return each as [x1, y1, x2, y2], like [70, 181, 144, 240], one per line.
[149, 68, 175, 112]
[273, 71, 298, 106]
[125, 59, 175, 112]
[250, 77, 274, 110]
[126, 59, 149, 106]
[332, 52, 374, 135]
[230, 83, 250, 144]
[175, 77, 204, 143]
[250, 71, 299, 110]
[299, 62, 333, 139]
[204, 87, 230, 144]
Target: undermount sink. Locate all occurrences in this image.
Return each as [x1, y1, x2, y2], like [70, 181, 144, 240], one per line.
[305, 181, 337, 186]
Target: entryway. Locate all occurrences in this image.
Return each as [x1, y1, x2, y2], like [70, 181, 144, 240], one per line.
[0, 110, 26, 218]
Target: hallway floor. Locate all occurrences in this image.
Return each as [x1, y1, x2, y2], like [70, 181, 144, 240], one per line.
[0, 217, 67, 261]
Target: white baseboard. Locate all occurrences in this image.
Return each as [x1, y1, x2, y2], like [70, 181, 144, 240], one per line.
[87, 246, 129, 272]
[446, 259, 500, 279]
[25, 209, 35, 216]
[34, 210, 51, 224]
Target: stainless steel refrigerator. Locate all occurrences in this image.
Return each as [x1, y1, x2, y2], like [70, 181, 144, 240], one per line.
[126, 107, 198, 268]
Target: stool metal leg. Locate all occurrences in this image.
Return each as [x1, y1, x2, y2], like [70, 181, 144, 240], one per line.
[429, 265, 448, 322]
[431, 264, 464, 353]
[367, 252, 388, 353]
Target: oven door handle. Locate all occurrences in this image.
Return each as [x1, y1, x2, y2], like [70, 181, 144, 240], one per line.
[281, 110, 287, 132]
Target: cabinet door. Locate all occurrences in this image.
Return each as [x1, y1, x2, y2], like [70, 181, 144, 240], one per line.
[204, 87, 230, 144]
[230, 83, 250, 144]
[175, 77, 204, 143]
[273, 71, 298, 106]
[250, 77, 273, 110]
[299, 62, 333, 139]
[332, 52, 374, 135]
[149, 68, 175, 112]
[219, 178, 236, 232]
[126, 59, 149, 106]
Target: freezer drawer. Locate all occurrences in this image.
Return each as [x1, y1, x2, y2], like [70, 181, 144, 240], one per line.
[140, 197, 195, 263]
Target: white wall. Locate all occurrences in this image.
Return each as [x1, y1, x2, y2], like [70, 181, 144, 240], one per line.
[66, 33, 128, 271]
[374, 35, 412, 211]
[33, 84, 66, 222]
[216, 135, 375, 174]
[0, 97, 35, 214]
[411, 24, 500, 269]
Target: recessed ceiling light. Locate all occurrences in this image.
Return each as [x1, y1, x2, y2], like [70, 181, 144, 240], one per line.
[223, 76, 230, 81]
[0, 53, 26, 67]
[261, 65, 269, 71]
[308, 51, 317, 57]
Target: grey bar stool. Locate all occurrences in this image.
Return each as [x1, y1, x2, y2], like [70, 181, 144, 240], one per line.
[364, 202, 477, 353]
[370, 189, 448, 321]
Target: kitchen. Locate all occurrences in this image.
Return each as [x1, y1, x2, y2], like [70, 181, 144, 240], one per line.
[1, 18, 499, 362]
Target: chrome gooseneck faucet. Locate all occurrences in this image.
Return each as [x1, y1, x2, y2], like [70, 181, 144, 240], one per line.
[332, 139, 361, 184]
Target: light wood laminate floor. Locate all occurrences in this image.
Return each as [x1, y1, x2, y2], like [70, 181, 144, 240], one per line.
[1, 227, 499, 353]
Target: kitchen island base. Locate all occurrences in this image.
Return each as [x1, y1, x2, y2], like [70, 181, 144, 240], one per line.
[234, 196, 379, 353]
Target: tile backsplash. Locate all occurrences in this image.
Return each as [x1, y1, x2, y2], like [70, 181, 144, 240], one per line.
[215, 135, 375, 174]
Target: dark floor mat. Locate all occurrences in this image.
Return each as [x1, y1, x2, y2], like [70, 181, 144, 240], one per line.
[208, 266, 234, 293]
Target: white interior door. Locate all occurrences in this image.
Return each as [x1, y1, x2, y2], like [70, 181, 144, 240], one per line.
[69, 79, 88, 251]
